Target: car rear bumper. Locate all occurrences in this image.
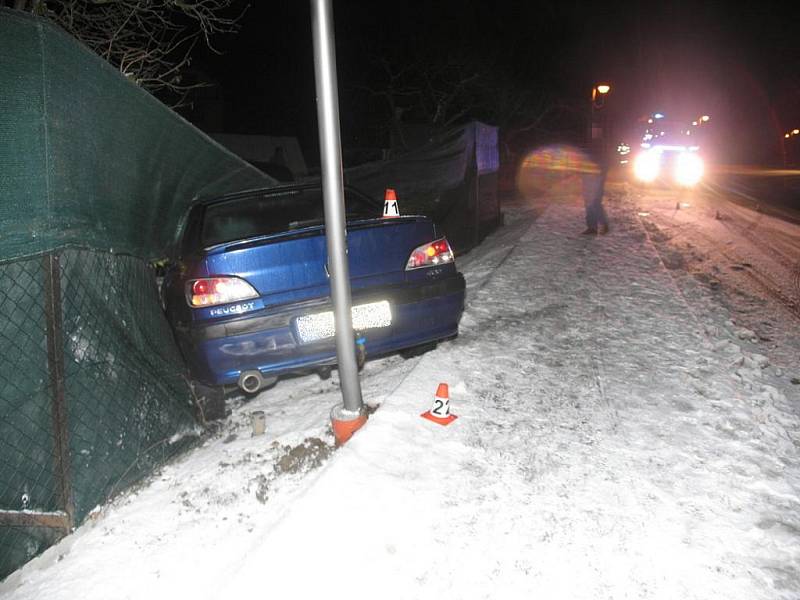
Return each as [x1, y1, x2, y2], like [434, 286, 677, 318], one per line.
[176, 274, 466, 386]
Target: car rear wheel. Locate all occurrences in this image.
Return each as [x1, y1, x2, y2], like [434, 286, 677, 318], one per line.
[191, 381, 228, 423]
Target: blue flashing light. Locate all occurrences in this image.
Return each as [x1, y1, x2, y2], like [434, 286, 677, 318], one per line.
[654, 113, 665, 119]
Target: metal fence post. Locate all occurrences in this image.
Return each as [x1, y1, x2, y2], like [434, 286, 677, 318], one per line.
[43, 251, 74, 527]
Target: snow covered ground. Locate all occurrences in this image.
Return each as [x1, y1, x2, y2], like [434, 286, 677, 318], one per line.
[631, 183, 800, 369]
[3, 184, 800, 599]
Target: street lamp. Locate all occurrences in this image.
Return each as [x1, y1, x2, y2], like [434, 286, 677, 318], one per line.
[780, 129, 800, 167]
[592, 83, 611, 106]
[589, 83, 612, 152]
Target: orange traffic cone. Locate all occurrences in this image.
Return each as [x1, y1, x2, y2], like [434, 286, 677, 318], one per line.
[383, 188, 400, 218]
[421, 383, 457, 425]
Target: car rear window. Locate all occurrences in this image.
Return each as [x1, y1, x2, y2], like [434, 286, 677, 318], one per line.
[200, 188, 377, 247]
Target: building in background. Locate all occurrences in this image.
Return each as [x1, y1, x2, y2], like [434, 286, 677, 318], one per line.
[210, 134, 308, 181]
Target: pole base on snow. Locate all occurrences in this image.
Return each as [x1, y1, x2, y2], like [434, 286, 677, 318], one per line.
[331, 404, 368, 446]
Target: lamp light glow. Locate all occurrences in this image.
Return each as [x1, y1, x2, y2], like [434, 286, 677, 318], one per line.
[633, 151, 660, 183]
[674, 152, 704, 187]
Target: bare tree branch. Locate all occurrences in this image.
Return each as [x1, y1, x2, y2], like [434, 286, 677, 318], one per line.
[349, 42, 563, 153]
[5, 0, 245, 107]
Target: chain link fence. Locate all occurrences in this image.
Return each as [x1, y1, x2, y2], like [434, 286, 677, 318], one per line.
[0, 249, 197, 580]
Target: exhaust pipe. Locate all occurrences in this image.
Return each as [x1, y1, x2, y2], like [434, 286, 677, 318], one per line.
[238, 370, 264, 394]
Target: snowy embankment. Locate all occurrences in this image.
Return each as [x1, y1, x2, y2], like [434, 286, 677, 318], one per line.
[3, 187, 799, 599]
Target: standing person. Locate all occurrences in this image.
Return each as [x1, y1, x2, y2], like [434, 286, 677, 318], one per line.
[581, 147, 610, 235]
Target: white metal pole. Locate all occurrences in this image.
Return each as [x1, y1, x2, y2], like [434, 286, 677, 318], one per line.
[310, 0, 364, 415]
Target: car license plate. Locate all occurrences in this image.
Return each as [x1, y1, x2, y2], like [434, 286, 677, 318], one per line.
[295, 300, 392, 343]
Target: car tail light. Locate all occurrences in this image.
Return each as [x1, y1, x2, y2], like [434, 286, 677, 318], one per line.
[186, 277, 258, 307]
[405, 238, 454, 270]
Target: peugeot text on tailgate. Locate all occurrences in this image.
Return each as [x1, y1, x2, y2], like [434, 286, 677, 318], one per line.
[162, 184, 466, 412]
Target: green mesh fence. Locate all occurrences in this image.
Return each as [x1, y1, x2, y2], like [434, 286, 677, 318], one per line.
[0, 250, 199, 579]
[0, 527, 64, 581]
[0, 8, 275, 260]
[0, 254, 66, 577]
[60, 249, 197, 523]
[0, 8, 277, 579]
[0, 258, 57, 515]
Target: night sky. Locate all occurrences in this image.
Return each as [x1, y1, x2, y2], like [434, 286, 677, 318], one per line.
[188, 1, 800, 166]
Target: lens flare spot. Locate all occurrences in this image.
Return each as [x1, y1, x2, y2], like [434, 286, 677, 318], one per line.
[516, 145, 599, 198]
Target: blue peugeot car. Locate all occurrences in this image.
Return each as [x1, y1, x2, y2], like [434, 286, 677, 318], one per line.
[163, 184, 465, 416]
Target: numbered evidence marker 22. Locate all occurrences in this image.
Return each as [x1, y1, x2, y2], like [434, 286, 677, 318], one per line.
[431, 394, 449, 418]
[421, 382, 458, 425]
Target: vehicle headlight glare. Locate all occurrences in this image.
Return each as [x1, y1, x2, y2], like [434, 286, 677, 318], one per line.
[674, 152, 704, 187]
[633, 151, 660, 183]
